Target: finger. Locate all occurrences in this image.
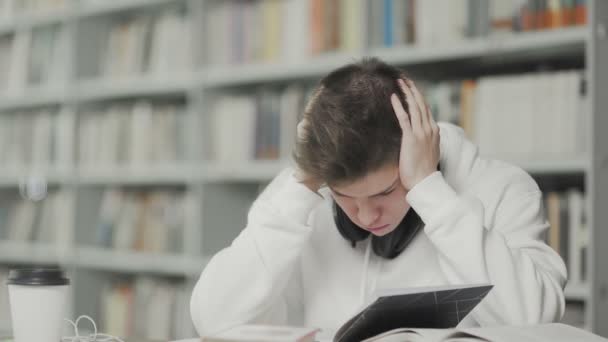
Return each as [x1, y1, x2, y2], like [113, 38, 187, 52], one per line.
[405, 79, 432, 132]
[432, 122, 440, 137]
[398, 79, 422, 134]
[296, 119, 308, 139]
[390, 93, 411, 133]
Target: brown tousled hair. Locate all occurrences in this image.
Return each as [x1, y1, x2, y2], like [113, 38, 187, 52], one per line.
[294, 57, 409, 187]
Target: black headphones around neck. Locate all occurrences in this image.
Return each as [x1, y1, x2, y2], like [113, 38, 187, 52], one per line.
[332, 201, 423, 259]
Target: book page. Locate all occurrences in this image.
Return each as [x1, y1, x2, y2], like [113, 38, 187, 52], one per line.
[457, 323, 608, 342]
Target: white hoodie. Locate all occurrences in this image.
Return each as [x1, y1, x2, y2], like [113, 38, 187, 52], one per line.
[190, 123, 567, 337]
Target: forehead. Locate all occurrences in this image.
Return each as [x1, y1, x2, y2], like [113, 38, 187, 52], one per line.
[331, 165, 399, 198]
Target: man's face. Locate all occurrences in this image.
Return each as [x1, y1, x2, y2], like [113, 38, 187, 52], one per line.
[330, 164, 410, 236]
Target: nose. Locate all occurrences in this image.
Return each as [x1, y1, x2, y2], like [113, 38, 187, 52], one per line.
[357, 201, 380, 227]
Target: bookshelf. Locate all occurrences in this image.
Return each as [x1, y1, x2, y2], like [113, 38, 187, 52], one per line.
[201, 27, 588, 88]
[0, 8, 69, 35]
[203, 161, 290, 183]
[77, 165, 196, 185]
[0, 89, 67, 111]
[76, 0, 183, 17]
[73, 247, 204, 277]
[75, 76, 194, 103]
[0, 0, 606, 340]
[588, 0, 608, 333]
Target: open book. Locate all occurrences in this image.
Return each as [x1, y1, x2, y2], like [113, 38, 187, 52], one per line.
[361, 323, 608, 342]
[333, 284, 493, 342]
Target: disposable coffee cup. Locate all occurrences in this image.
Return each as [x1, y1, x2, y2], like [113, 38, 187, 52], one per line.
[7, 268, 70, 342]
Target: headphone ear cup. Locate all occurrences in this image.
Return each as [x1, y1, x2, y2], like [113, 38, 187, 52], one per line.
[333, 201, 369, 244]
[372, 208, 423, 259]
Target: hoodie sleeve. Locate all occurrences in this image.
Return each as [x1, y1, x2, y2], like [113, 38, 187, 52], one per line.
[406, 169, 567, 325]
[190, 168, 323, 336]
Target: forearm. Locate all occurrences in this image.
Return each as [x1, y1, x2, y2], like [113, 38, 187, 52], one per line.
[190, 169, 322, 335]
[407, 172, 567, 325]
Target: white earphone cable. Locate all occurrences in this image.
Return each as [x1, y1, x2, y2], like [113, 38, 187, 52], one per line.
[62, 315, 125, 342]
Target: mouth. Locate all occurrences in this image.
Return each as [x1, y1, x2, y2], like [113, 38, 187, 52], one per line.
[366, 224, 389, 232]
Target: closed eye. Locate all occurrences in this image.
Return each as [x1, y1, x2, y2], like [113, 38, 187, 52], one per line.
[373, 187, 396, 198]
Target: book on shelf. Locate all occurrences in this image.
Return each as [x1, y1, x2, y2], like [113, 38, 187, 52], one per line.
[279, 85, 306, 159]
[210, 70, 587, 166]
[78, 101, 188, 167]
[0, 189, 72, 245]
[209, 85, 308, 164]
[413, 0, 469, 46]
[254, 88, 281, 160]
[102, 275, 193, 341]
[423, 70, 588, 163]
[279, 0, 308, 61]
[102, 15, 152, 78]
[148, 7, 193, 75]
[35, 189, 72, 244]
[96, 188, 187, 254]
[0, 107, 68, 169]
[4, 30, 30, 96]
[544, 189, 588, 286]
[209, 94, 257, 164]
[6, 199, 37, 242]
[513, 0, 587, 31]
[0, 25, 66, 96]
[338, 0, 366, 51]
[28, 25, 66, 88]
[0, 269, 10, 333]
[0, 36, 12, 93]
[100, 6, 193, 80]
[204, 0, 587, 65]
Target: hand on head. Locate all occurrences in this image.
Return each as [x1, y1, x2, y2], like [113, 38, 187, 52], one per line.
[390, 78, 440, 191]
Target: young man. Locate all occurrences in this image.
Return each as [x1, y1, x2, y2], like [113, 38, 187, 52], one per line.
[190, 58, 567, 337]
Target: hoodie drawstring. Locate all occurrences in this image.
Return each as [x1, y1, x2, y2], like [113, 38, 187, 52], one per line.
[359, 237, 373, 306]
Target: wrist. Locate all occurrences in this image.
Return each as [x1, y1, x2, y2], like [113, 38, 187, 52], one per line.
[404, 170, 437, 191]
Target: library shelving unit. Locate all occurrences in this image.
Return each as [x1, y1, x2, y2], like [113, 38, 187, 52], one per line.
[0, 0, 606, 339]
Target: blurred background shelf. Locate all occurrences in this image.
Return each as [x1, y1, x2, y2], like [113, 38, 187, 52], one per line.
[202, 52, 361, 88]
[204, 161, 289, 183]
[0, 8, 70, 35]
[76, 0, 183, 18]
[74, 247, 204, 277]
[373, 27, 586, 66]
[0, 241, 70, 265]
[77, 165, 198, 185]
[75, 77, 193, 103]
[203, 28, 586, 89]
[0, 168, 74, 187]
[0, 89, 68, 111]
[515, 159, 589, 175]
[565, 283, 591, 301]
